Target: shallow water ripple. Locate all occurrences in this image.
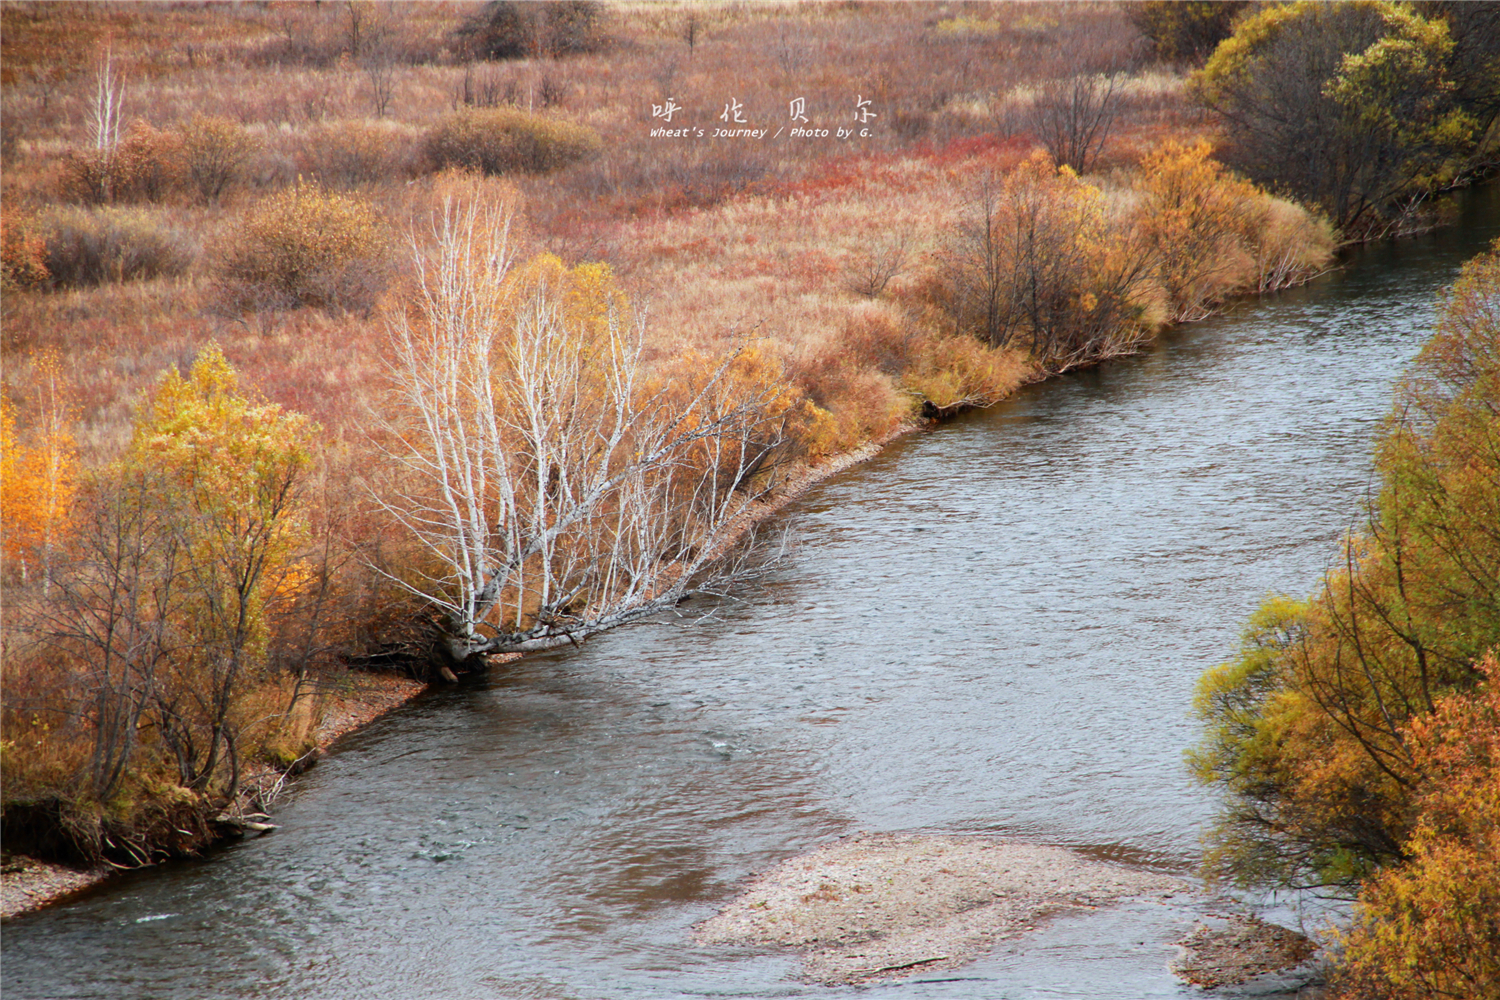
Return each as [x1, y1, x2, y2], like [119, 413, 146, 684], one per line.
[4, 185, 1497, 1000]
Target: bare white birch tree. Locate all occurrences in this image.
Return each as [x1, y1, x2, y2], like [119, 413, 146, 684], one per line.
[378, 195, 789, 666]
[90, 49, 126, 156]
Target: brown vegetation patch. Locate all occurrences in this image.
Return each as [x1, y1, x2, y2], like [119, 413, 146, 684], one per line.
[1172, 915, 1317, 989]
[695, 833, 1187, 984]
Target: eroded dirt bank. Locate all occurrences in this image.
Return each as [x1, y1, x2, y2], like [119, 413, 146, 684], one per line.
[1, 673, 426, 919]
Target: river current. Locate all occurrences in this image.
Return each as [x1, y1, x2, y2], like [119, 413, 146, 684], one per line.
[5, 185, 1497, 999]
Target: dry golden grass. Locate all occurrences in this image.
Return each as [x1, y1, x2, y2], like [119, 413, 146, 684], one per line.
[1, 1, 1171, 456]
[0, 1, 1334, 547]
[1, 3, 1339, 862]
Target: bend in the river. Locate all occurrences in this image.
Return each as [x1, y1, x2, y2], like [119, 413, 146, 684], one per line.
[5, 183, 1498, 1000]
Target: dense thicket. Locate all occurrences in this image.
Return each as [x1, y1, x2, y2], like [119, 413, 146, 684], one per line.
[1191, 242, 1500, 994]
[456, 1, 607, 61]
[1334, 655, 1500, 1000]
[1193, 1, 1499, 237]
[1129, 1, 1248, 64]
[2, 348, 321, 862]
[938, 144, 1333, 366]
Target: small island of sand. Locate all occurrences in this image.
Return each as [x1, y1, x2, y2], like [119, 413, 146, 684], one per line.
[695, 832, 1189, 985]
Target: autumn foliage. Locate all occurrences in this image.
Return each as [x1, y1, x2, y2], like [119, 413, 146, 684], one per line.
[1193, 0, 1491, 237]
[940, 151, 1152, 368]
[2, 347, 321, 862]
[380, 195, 799, 666]
[32, 205, 196, 289]
[215, 181, 389, 314]
[1, 353, 77, 587]
[61, 113, 256, 207]
[0, 1, 1355, 865]
[1192, 242, 1500, 991]
[421, 106, 602, 176]
[1334, 655, 1500, 1000]
[1130, 1, 1248, 64]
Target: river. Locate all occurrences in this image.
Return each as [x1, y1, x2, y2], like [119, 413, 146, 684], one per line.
[5, 184, 1497, 999]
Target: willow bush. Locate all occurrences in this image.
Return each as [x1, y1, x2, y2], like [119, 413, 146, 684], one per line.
[1190, 242, 1500, 913]
[215, 182, 390, 313]
[35, 206, 196, 288]
[421, 107, 602, 176]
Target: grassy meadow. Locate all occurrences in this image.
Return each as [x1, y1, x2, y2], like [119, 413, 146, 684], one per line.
[0, 1, 1340, 864]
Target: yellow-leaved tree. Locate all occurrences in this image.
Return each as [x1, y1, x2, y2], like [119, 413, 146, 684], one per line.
[125, 344, 315, 797]
[1135, 140, 1334, 317]
[22, 346, 317, 831]
[1189, 242, 1500, 900]
[945, 151, 1153, 369]
[0, 352, 78, 590]
[1135, 140, 1260, 323]
[1192, 0, 1478, 237]
[1334, 655, 1500, 1000]
[5, 346, 318, 862]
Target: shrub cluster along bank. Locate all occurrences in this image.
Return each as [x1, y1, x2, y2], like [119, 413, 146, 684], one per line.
[1192, 243, 1500, 999]
[1, 4, 1496, 979]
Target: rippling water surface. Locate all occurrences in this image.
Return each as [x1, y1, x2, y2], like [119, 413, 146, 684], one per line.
[6, 186, 1498, 1000]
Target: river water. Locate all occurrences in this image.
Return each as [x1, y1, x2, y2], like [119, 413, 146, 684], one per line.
[5, 186, 1497, 999]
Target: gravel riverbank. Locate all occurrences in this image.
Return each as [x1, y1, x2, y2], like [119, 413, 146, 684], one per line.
[696, 832, 1189, 984]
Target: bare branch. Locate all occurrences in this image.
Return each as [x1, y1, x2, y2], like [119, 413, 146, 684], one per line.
[372, 194, 789, 669]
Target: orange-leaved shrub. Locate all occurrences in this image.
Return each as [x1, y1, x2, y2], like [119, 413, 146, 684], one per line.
[421, 106, 602, 176]
[1333, 654, 1500, 1000]
[786, 314, 915, 460]
[58, 115, 254, 206]
[649, 338, 804, 499]
[216, 182, 390, 313]
[1, 210, 50, 292]
[823, 303, 1032, 418]
[1238, 195, 1337, 293]
[942, 151, 1154, 368]
[1135, 139, 1261, 322]
[59, 119, 187, 205]
[57, 114, 250, 206]
[0, 353, 77, 588]
[1135, 140, 1335, 320]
